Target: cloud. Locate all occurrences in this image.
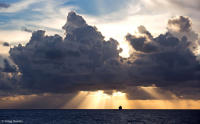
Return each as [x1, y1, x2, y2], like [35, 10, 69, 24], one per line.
[137, 25, 153, 39]
[62, 11, 88, 34]
[0, 3, 10, 8]
[0, 56, 5, 68]
[0, 0, 42, 13]
[168, 16, 192, 32]
[125, 17, 200, 99]
[0, 55, 18, 96]
[124, 86, 178, 100]
[167, 16, 199, 51]
[167, 0, 200, 11]
[128, 0, 200, 33]
[2, 42, 10, 47]
[126, 34, 158, 53]
[0, 12, 200, 100]
[9, 12, 124, 94]
[21, 27, 33, 33]
[1, 59, 16, 73]
[0, 71, 18, 96]
[0, 56, 14, 72]
[0, 93, 75, 109]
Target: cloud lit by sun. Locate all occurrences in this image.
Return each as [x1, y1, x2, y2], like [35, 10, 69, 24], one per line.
[118, 41, 133, 58]
[0, 89, 200, 109]
[63, 89, 200, 109]
[64, 90, 130, 109]
[0, 0, 200, 110]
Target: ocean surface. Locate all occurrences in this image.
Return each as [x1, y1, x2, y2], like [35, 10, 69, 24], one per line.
[0, 109, 199, 124]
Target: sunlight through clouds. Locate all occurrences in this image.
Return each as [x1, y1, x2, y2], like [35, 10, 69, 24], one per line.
[0, 0, 200, 110]
[64, 90, 130, 109]
[63, 90, 200, 109]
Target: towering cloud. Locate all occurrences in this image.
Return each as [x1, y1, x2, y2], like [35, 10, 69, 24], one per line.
[125, 17, 200, 99]
[0, 12, 199, 100]
[167, 16, 199, 48]
[9, 12, 124, 93]
[168, 16, 192, 32]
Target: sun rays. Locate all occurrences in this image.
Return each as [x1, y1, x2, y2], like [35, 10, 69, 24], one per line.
[63, 90, 130, 109]
[62, 88, 200, 109]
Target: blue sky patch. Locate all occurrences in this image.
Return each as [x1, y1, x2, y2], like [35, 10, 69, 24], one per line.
[63, 0, 132, 15]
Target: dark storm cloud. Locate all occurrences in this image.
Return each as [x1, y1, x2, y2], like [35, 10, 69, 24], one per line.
[0, 55, 3, 67]
[0, 3, 10, 8]
[0, 56, 18, 96]
[0, 12, 200, 100]
[9, 12, 126, 93]
[62, 11, 87, 34]
[0, 56, 17, 73]
[126, 34, 158, 53]
[125, 18, 200, 99]
[2, 42, 9, 47]
[0, 71, 18, 96]
[127, 27, 200, 83]
[125, 26, 158, 53]
[2, 59, 16, 73]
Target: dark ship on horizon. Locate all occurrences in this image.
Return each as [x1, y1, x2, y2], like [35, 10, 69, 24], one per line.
[119, 106, 122, 110]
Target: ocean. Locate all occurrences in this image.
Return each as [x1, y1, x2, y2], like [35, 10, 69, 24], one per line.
[0, 109, 199, 124]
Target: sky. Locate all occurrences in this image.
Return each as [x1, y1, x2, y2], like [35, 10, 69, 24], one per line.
[0, 0, 200, 109]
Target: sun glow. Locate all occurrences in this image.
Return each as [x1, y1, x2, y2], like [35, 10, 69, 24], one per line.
[64, 90, 130, 109]
[63, 89, 200, 109]
[118, 41, 132, 58]
[0, 91, 200, 109]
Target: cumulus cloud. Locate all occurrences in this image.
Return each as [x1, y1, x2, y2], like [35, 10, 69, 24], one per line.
[168, 16, 192, 32]
[167, 16, 199, 52]
[9, 12, 125, 94]
[125, 16, 200, 99]
[167, 16, 198, 40]
[0, 12, 200, 100]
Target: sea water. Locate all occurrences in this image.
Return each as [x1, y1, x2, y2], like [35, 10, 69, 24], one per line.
[0, 109, 199, 124]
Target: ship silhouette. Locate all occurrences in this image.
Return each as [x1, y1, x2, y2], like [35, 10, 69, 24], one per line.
[119, 106, 122, 110]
